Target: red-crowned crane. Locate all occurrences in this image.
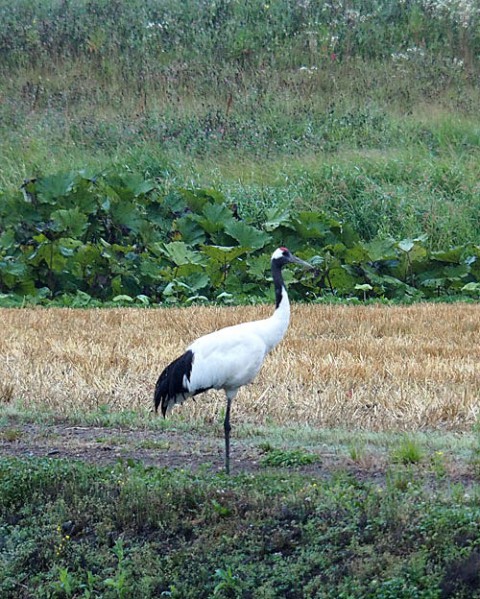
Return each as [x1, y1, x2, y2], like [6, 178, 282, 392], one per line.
[154, 247, 312, 474]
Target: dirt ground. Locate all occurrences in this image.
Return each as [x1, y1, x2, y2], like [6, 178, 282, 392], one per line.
[0, 421, 225, 469]
[0, 419, 374, 477]
[0, 419, 475, 487]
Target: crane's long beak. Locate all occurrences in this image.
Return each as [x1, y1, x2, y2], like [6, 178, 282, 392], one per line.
[290, 254, 314, 270]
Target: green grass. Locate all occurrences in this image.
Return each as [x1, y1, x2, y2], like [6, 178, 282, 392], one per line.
[259, 446, 320, 468]
[1, 406, 480, 596]
[1, 455, 480, 598]
[1, 0, 480, 247]
[391, 436, 424, 465]
[2, 119, 480, 248]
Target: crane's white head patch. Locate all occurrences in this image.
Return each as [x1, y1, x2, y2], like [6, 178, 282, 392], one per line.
[272, 247, 289, 260]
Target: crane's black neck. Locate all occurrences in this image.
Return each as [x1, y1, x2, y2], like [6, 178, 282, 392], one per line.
[271, 260, 286, 309]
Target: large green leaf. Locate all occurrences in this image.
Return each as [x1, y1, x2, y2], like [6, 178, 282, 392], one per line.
[462, 282, 480, 293]
[110, 201, 145, 234]
[100, 241, 135, 258]
[339, 222, 361, 247]
[28, 241, 67, 273]
[0, 229, 16, 250]
[58, 238, 83, 257]
[75, 243, 102, 266]
[292, 212, 332, 240]
[0, 257, 28, 279]
[140, 258, 164, 280]
[51, 209, 88, 237]
[397, 235, 428, 254]
[178, 188, 215, 213]
[179, 269, 210, 292]
[0, 256, 35, 293]
[263, 205, 292, 232]
[363, 239, 397, 261]
[431, 246, 464, 264]
[102, 173, 155, 201]
[1, 191, 41, 229]
[71, 244, 104, 282]
[224, 221, 269, 250]
[199, 203, 235, 234]
[67, 178, 99, 215]
[201, 245, 248, 263]
[203, 189, 227, 204]
[121, 174, 156, 197]
[162, 191, 187, 215]
[268, 230, 303, 253]
[443, 264, 470, 280]
[16, 279, 37, 296]
[175, 214, 206, 245]
[160, 241, 204, 266]
[343, 244, 370, 264]
[246, 254, 271, 280]
[36, 173, 76, 204]
[398, 239, 414, 253]
[408, 244, 428, 264]
[145, 206, 171, 230]
[327, 266, 359, 294]
[419, 277, 448, 291]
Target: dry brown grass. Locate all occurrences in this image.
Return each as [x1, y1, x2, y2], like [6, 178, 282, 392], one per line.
[0, 303, 479, 431]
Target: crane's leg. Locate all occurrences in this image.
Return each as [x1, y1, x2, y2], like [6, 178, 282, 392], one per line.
[224, 396, 232, 474]
[224, 391, 236, 474]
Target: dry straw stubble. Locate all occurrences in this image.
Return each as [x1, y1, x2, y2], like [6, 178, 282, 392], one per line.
[0, 303, 479, 431]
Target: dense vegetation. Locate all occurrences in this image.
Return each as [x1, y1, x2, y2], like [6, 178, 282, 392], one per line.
[1, 456, 480, 598]
[1, 0, 479, 263]
[1, 171, 480, 304]
[2, 0, 479, 68]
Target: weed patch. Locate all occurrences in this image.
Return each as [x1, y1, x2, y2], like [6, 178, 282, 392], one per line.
[0, 429, 23, 443]
[391, 437, 424, 465]
[260, 446, 319, 468]
[1, 457, 480, 597]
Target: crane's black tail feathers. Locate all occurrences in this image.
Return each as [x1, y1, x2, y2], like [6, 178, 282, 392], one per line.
[154, 350, 195, 417]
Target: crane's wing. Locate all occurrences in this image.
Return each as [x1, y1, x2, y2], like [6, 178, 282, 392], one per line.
[188, 327, 268, 392]
[154, 350, 196, 416]
[155, 324, 269, 417]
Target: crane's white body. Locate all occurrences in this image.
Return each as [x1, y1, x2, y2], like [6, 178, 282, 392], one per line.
[154, 247, 311, 473]
[172, 286, 290, 407]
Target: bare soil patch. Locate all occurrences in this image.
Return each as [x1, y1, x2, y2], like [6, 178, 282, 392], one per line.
[0, 421, 227, 471]
[0, 419, 475, 489]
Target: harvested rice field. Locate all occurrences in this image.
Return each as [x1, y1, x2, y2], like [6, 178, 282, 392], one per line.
[1, 303, 479, 432]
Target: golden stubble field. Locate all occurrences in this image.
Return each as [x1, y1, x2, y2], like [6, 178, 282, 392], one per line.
[0, 303, 479, 432]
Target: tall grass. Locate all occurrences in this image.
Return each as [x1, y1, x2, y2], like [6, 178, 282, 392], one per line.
[2, 0, 479, 71]
[0, 0, 479, 245]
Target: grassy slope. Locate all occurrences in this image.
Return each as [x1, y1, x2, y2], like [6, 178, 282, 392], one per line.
[1, 0, 480, 245]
